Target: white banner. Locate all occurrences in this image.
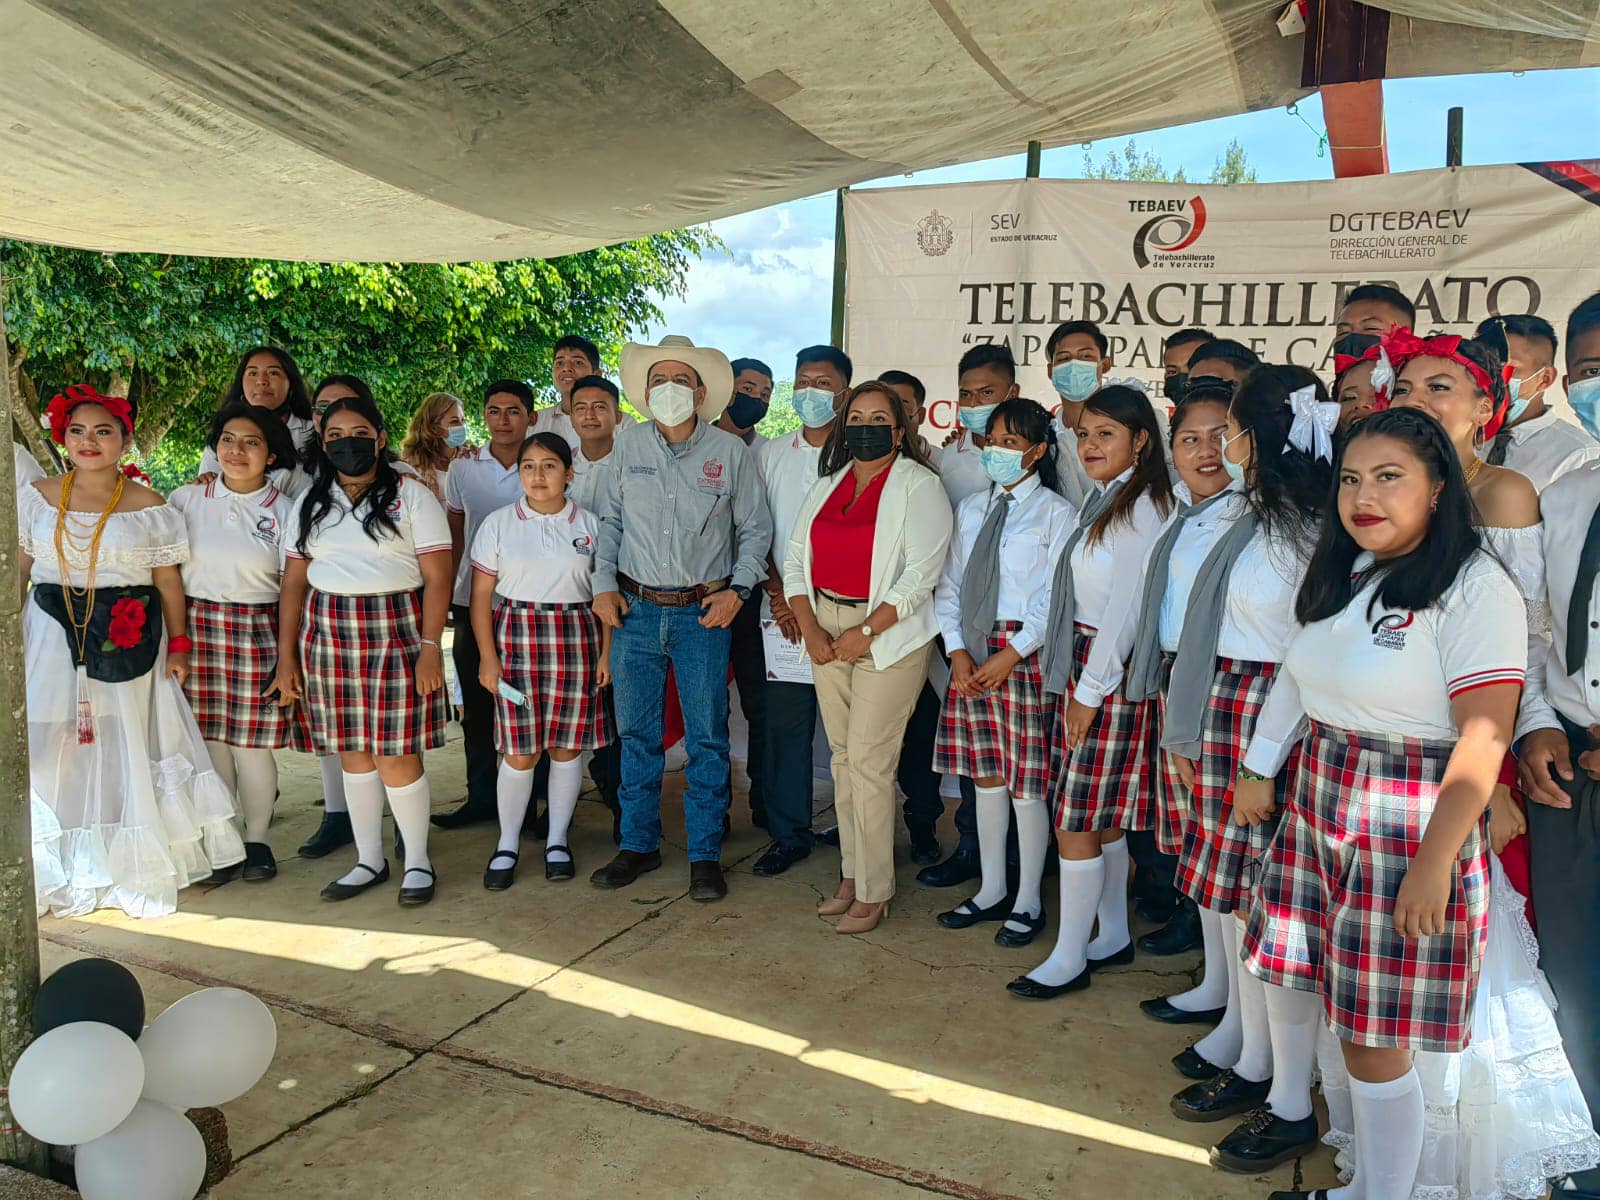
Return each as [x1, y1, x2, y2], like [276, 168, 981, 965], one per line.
[843, 162, 1600, 433]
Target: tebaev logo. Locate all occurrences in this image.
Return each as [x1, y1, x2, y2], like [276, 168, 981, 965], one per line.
[916, 209, 955, 257]
[1131, 196, 1209, 268]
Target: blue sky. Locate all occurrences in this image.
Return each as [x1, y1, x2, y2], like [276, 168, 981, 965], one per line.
[641, 68, 1600, 376]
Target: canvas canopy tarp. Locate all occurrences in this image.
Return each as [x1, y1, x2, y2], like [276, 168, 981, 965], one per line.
[1, 0, 1597, 262]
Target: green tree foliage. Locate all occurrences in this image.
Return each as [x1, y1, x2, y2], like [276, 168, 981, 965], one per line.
[1080, 138, 1257, 185]
[2, 231, 715, 485]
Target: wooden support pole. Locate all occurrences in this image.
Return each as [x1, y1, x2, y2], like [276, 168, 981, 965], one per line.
[830, 188, 848, 349]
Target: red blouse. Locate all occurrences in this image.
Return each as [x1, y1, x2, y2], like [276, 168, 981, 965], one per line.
[810, 468, 891, 597]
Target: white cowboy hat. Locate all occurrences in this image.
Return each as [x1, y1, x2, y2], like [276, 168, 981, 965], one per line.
[620, 334, 734, 424]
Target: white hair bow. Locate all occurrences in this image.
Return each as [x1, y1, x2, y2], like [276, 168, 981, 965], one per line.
[1287, 384, 1340, 462]
[1369, 346, 1395, 401]
[1103, 375, 1151, 396]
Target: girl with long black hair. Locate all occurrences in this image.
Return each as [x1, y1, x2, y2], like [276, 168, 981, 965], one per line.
[197, 346, 317, 488]
[271, 393, 453, 907]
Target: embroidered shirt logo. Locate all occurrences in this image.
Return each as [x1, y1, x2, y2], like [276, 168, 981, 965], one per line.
[252, 515, 279, 545]
[1371, 611, 1414, 650]
[572, 534, 593, 556]
[698, 458, 728, 493]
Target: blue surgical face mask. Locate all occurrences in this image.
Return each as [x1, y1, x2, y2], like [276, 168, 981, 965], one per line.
[957, 402, 999, 434]
[1568, 376, 1600, 441]
[1051, 359, 1100, 403]
[980, 444, 1033, 487]
[444, 424, 468, 448]
[792, 386, 838, 428]
[1218, 429, 1248, 484]
[1503, 375, 1534, 426]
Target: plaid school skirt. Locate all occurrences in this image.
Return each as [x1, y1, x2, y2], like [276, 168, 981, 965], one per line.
[1174, 659, 1291, 914]
[1151, 653, 1188, 855]
[1242, 721, 1489, 1053]
[1050, 624, 1155, 833]
[300, 588, 447, 757]
[184, 598, 311, 751]
[492, 599, 613, 756]
[933, 621, 1057, 804]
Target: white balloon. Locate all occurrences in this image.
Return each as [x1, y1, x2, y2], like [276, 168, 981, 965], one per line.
[75, 1099, 204, 1200]
[138, 987, 277, 1108]
[7, 1022, 143, 1145]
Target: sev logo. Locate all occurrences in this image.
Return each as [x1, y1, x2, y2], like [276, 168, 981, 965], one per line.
[916, 210, 955, 257]
[1132, 196, 1208, 268]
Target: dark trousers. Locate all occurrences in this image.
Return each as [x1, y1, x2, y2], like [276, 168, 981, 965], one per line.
[898, 680, 978, 845]
[763, 681, 816, 849]
[729, 594, 768, 817]
[589, 686, 621, 801]
[450, 605, 499, 809]
[1126, 828, 1180, 905]
[1531, 718, 1600, 1188]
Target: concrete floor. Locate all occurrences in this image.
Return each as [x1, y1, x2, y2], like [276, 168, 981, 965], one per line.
[38, 731, 1343, 1200]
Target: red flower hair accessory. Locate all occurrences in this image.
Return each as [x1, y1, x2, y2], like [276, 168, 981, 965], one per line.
[46, 384, 134, 445]
[1378, 327, 1513, 439]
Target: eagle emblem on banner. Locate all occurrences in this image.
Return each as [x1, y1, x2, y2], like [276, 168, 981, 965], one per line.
[916, 210, 955, 257]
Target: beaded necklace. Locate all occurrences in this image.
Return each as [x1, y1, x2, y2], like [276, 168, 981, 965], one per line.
[53, 469, 126, 746]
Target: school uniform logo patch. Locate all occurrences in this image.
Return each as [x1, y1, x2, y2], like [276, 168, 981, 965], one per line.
[698, 459, 728, 493]
[252, 515, 279, 545]
[571, 534, 593, 557]
[1371, 611, 1414, 650]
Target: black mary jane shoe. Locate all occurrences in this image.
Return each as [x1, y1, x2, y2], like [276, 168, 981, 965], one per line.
[398, 865, 437, 907]
[545, 845, 575, 881]
[936, 895, 1013, 930]
[484, 850, 519, 891]
[1172, 1044, 1224, 1081]
[1210, 1105, 1321, 1174]
[1087, 940, 1135, 970]
[1005, 967, 1091, 1000]
[994, 907, 1047, 948]
[1170, 1069, 1273, 1123]
[1140, 995, 1227, 1025]
[242, 841, 278, 883]
[321, 861, 390, 902]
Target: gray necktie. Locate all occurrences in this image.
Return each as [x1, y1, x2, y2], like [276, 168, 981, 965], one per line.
[959, 490, 1014, 665]
[1040, 481, 1123, 697]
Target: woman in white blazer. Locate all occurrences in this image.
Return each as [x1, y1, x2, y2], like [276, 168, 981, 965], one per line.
[783, 381, 954, 934]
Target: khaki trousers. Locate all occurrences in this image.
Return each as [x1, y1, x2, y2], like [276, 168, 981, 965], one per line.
[811, 596, 931, 903]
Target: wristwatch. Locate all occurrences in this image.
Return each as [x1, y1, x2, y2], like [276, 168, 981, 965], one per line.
[860, 622, 876, 638]
[731, 584, 752, 601]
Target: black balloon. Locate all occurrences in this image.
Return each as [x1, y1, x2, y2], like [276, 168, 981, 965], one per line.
[32, 958, 145, 1041]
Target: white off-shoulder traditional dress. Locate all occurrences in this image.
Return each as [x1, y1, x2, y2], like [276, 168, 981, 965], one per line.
[20, 483, 244, 918]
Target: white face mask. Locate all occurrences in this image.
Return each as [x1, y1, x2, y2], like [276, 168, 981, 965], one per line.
[648, 381, 697, 426]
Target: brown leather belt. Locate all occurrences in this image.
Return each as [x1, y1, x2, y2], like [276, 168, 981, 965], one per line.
[619, 574, 730, 608]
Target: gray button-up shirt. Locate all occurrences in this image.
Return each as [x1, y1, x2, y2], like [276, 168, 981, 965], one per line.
[593, 419, 772, 595]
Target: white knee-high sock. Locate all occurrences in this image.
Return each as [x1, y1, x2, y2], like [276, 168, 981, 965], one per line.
[970, 784, 1012, 909]
[1232, 950, 1273, 1083]
[1169, 906, 1230, 1011]
[494, 761, 534, 862]
[335, 769, 386, 885]
[544, 757, 583, 864]
[385, 776, 434, 877]
[1006, 794, 1049, 924]
[1262, 982, 1321, 1122]
[1192, 912, 1244, 1068]
[1024, 856, 1103, 987]
[1087, 835, 1131, 957]
[320, 754, 348, 814]
[232, 746, 279, 843]
[1329, 1071, 1424, 1200]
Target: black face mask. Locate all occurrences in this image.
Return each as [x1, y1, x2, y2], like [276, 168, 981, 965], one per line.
[326, 435, 379, 477]
[725, 392, 767, 431]
[1165, 373, 1190, 405]
[844, 423, 897, 462]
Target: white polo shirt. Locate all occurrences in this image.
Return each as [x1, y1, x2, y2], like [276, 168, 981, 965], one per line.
[284, 475, 452, 595]
[568, 444, 616, 513]
[1496, 410, 1600, 493]
[470, 499, 601, 605]
[444, 445, 526, 606]
[169, 478, 296, 604]
[755, 430, 828, 608]
[199, 412, 318, 496]
[938, 430, 992, 508]
[530, 407, 581, 450]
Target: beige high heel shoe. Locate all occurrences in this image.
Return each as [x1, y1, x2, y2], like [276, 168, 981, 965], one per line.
[818, 883, 856, 916]
[835, 901, 889, 935]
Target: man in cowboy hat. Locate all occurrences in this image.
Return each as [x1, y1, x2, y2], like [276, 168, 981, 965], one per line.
[589, 335, 773, 901]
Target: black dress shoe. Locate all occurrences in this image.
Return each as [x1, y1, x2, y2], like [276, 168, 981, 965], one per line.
[1210, 1106, 1321, 1173]
[431, 798, 498, 830]
[545, 845, 574, 881]
[484, 850, 518, 891]
[321, 861, 389, 901]
[816, 825, 841, 847]
[910, 839, 942, 865]
[689, 861, 727, 902]
[1006, 966, 1091, 999]
[936, 895, 1013, 929]
[398, 865, 436, 907]
[752, 843, 811, 877]
[1088, 940, 1135, 970]
[1140, 995, 1227, 1025]
[1170, 1069, 1273, 1123]
[242, 841, 277, 882]
[590, 849, 663, 889]
[523, 802, 549, 839]
[1172, 1045, 1224, 1081]
[1138, 902, 1202, 956]
[918, 844, 980, 888]
[298, 811, 354, 859]
[994, 907, 1046, 947]
[1137, 886, 1182, 924]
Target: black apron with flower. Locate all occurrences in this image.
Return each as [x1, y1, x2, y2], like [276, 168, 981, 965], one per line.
[32, 584, 162, 683]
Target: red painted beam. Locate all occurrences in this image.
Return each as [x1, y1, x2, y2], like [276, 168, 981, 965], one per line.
[1321, 79, 1389, 177]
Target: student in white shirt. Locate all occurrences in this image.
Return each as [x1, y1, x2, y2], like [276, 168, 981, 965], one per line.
[1159, 327, 1217, 411]
[716, 356, 776, 446]
[1043, 320, 1111, 506]
[273, 393, 453, 908]
[196, 346, 318, 491]
[170, 402, 304, 884]
[1476, 313, 1600, 491]
[1011, 385, 1175, 998]
[931, 398, 1076, 947]
[470, 433, 613, 888]
[939, 344, 1017, 509]
[1238, 408, 1525, 1200]
[530, 334, 599, 449]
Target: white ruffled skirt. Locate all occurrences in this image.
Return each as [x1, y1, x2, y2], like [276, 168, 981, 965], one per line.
[26, 600, 245, 919]
[1319, 854, 1600, 1199]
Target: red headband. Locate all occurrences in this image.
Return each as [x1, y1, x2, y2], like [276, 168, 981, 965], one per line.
[47, 384, 134, 445]
[1378, 327, 1514, 440]
[1334, 341, 1384, 379]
